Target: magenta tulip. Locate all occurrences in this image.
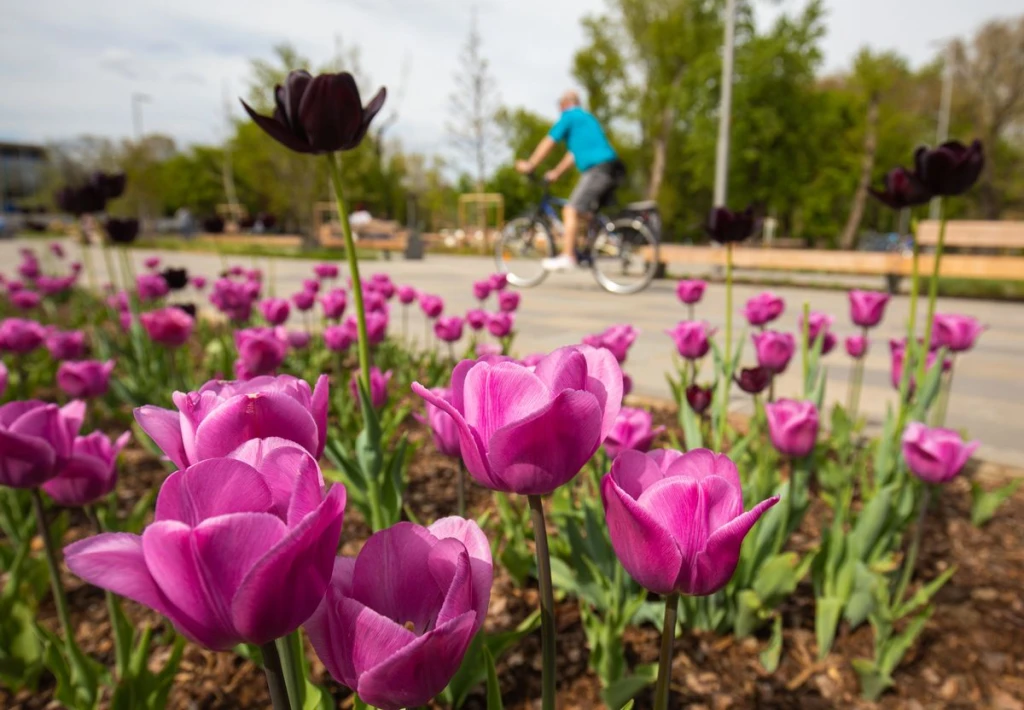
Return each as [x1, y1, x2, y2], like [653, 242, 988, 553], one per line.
[57, 360, 115, 399]
[397, 285, 417, 305]
[413, 345, 623, 495]
[135, 374, 329, 469]
[489, 273, 508, 291]
[259, 298, 291, 326]
[602, 449, 778, 595]
[42, 430, 130, 506]
[0, 318, 47, 354]
[350, 367, 391, 409]
[420, 294, 444, 319]
[849, 290, 890, 328]
[137, 273, 170, 302]
[277, 328, 311, 350]
[800, 311, 834, 349]
[234, 328, 288, 379]
[191, 276, 207, 290]
[0, 400, 85, 488]
[845, 335, 868, 359]
[666, 321, 714, 360]
[143, 256, 161, 270]
[497, 291, 520, 313]
[417, 388, 461, 458]
[486, 312, 514, 338]
[292, 290, 316, 312]
[476, 342, 501, 358]
[363, 290, 387, 314]
[140, 307, 195, 348]
[742, 292, 785, 327]
[901, 422, 979, 485]
[10, 290, 41, 310]
[765, 399, 819, 458]
[323, 325, 353, 352]
[50, 242, 65, 258]
[0, 362, 6, 398]
[314, 263, 339, 280]
[889, 339, 950, 393]
[65, 445, 346, 649]
[931, 314, 985, 353]
[434, 316, 464, 343]
[675, 279, 706, 305]
[465, 309, 487, 331]
[320, 289, 348, 320]
[472, 280, 492, 301]
[46, 329, 87, 360]
[604, 407, 665, 459]
[583, 324, 638, 364]
[365, 311, 388, 345]
[306, 518, 492, 710]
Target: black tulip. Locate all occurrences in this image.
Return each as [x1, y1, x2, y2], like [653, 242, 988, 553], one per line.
[685, 384, 713, 415]
[868, 167, 933, 210]
[55, 186, 83, 215]
[161, 268, 189, 291]
[106, 218, 140, 244]
[913, 140, 984, 197]
[735, 366, 773, 395]
[91, 171, 127, 200]
[705, 206, 756, 244]
[240, 70, 387, 154]
[174, 303, 197, 318]
[56, 184, 106, 216]
[203, 216, 225, 234]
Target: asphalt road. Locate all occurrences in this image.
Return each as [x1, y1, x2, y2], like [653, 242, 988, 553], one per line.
[7, 238, 1024, 467]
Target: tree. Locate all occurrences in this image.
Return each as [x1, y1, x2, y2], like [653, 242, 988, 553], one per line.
[447, 6, 500, 191]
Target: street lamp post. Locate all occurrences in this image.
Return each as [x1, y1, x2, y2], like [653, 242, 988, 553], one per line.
[712, 0, 737, 208]
[132, 92, 151, 140]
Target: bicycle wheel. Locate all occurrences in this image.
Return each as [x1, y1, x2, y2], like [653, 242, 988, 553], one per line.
[495, 216, 555, 288]
[590, 218, 659, 295]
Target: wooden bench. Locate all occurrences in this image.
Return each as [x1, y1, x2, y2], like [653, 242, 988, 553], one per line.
[916, 220, 1024, 250]
[318, 219, 410, 259]
[196, 234, 303, 249]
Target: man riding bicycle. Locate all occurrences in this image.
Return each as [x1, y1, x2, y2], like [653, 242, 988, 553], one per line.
[516, 89, 623, 272]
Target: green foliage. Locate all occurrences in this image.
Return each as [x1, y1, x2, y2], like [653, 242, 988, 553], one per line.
[970, 479, 1023, 527]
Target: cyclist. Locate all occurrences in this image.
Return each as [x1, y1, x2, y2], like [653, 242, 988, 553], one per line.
[515, 89, 623, 272]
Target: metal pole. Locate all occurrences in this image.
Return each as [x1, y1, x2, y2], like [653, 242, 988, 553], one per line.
[929, 44, 955, 220]
[712, 0, 737, 208]
[132, 94, 144, 140]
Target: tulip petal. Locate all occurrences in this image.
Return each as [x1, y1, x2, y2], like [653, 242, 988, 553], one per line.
[229, 438, 324, 523]
[64, 532, 171, 619]
[688, 496, 779, 595]
[579, 345, 624, 439]
[351, 87, 388, 146]
[428, 517, 493, 631]
[533, 347, 588, 392]
[357, 612, 477, 710]
[638, 477, 709, 565]
[305, 557, 360, 687]
[300, 72, 363, 152]
[193, 392, 320, 461]
[310, 374, 329, 459]
[59, 400, 86, 441]
[449, 359, 479, 413]
[155, 459, 273, 525]
[429, 540, 474, 628]
[134, 405, 189, 469]
[277, 70, 313, 136]
[240, 99, 315, 154]
[41, 452, 112, 506]
[609, 449, 668, 500]
[232, 485, 345, 644]
[462, 362, 551, 445]
[486, 390, 603, 495]
[601, 474, 681, 594]
[0, 427, 57, 487]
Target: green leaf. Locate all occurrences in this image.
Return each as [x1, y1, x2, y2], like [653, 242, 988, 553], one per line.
[895, 566, 956, 619]
[852, 658, 893, 702]
[734, 589, 764, 638]
[970, 479, 1023, 527]
[600, 664, 657, 710]
[483, 646, 503, 710]
[815, 596, 844, 659]
[759, 615, 784, 673]
[879, 606, 933, 675]
[753, 553, 806, 605]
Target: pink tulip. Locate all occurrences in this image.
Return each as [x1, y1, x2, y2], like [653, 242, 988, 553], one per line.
[134, 374, 329, 469]
[42, 431, 130, 506]
[10, 290, 41, 310]
[5, 279, 24, 293]
[46, 329, 87, 360]
[675, 279, 706, 305]
[350, 367, 392, 409]
[849, 290, 890, 328]
[845, 335, 868, 359]
[191, 276, 207, 290]
[0, 318, 46, 354]
[476, 342, 501, 358]
[486, 312, 514, 338]
[302, 278, 320, 294]
[520, 353, 544, 368]
[292, 290, 316, 312]
[65, 444, 346, 649]
[765, 399, 819, 458]
[259, 298, 291, 326]
[742, 292, 785, 327]
[665, 321, 714, 360]
[472, 280, 492, 301]
[420, 294, 444, 319]
[306, 518, 492, 710]
[50, 242, 65, 258]
[799, 311, 834, 352]
[234, 328, 288, 379]
[465, 309, 487, 331]
[143, 256, 161, 270]
[602, 449, 778, 595]
[140, 307, 195, 348]
[931, 314, 985, 353]
[323, 325, 353, 352]
[889, 339, 950, 393]
[18, 258, 41, 280]
[363, 290, 387, 314]
[320, 289, 348, 320]
[623, 372, 633, 396]
[227, 265, 245, 277]
[56, 360, 115, 399]
[434, 316, 464, 343]
[604, 407, 665, 459]
[413, 345, 623, 495]
[366, 311, 389, 345]
[314, 263, 339, 280]
[582, 324, 638, 364]
[416, 388, 461, 458]
[901, 422, 980, 485]
[0, 400, 85, 488]
[36, 275, 77, 296]
[489, 273, 508, 291]
[371, 279, 396, 300]
[397, 285, 417, 305]
[210, 278, 255, 321]
[0, 362, 6, 398]
[498, 290, 520, 313]
[137, 273, 170, 301]
[277, 327, 311, 350]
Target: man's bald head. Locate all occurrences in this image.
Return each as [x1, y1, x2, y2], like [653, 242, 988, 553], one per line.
[559, 90, 581, 111]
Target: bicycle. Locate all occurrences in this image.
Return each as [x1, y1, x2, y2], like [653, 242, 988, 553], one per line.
[495, 177, 661, 294]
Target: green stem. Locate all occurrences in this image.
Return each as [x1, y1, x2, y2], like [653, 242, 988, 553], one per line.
[933, 356, 956, 427]
[275, 631, 306, 710]
[325, 154, 371, 392]
[100, 241, 118, 292]
[800, 302, 810, 394]
[774, 457, 799, 554]
[528, 495, 557, 710]
[260, 640, 293, 710]
[893, 486, 932, 605]
[724, 243, 733, 367]
[916, 200, 946, 390]
[86, 505, 129, 678]
[653, 593, 679, 710]
[896, 234, 923, 435]
[31, 490, 78, 657]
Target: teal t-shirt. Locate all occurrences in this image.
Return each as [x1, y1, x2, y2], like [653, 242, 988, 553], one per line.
[548, 107, 617, 173]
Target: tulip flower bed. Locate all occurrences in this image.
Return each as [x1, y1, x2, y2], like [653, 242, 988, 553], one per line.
[3, 86, 1023, 710]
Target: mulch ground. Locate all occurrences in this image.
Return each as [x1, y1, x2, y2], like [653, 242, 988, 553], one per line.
[3, 410, 1023, 709]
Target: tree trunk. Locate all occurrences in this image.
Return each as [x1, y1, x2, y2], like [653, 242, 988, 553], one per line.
[646, 68, 685, 202]
[838, 95, 880, 250]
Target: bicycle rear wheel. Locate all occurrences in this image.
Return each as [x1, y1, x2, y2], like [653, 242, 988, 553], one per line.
[495, 217, 555, 288]
[590, 218, 659, 295]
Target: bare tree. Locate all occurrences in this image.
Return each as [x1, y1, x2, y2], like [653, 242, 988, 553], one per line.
[447, 6, 500, 191]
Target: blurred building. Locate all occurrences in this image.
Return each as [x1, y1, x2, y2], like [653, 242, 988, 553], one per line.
[0, 141, 47, 212]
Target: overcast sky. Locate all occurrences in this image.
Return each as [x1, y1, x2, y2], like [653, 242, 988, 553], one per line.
[1, 0, 1017, 157]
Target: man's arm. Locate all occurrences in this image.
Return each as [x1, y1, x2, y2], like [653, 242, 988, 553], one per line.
[544, 151, 575, 183]
[515, 136, 557, 174]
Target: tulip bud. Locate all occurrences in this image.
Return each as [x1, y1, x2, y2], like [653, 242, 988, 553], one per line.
[765, 399, 819, 458]
[901, 422, 979, 484]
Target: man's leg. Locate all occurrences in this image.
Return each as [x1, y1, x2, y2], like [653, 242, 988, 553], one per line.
[561, 204, 578, 259]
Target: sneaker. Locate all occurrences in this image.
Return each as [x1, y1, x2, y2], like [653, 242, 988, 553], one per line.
[542, 255, 577, 272]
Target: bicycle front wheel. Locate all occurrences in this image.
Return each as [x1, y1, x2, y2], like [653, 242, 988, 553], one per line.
[590, 218, 659, 295]
[495, 217, 555, 288]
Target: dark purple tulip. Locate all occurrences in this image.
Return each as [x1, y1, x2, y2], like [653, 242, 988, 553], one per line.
[160, 268, 189, 291]
[174, 303, 198, 318]
[914, 140, 984, 197]
[106, 218, 140, 244]
[241, 70, 387, 154]
[685, 384, 713, 415]
[91, 171, 127, 200]
[735, 366, 772, 395]
[56, 184, 106, 216]
[705, 206, 755, 244]
[868, 168, 932, 210]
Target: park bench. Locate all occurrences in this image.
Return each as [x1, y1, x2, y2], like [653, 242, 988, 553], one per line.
[646, 220, 1024, 291]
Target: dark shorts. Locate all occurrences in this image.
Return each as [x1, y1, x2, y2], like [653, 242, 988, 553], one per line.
[568, 161, 622, 213]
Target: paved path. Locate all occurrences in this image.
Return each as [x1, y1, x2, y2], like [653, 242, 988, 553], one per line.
[7, 238, 1024, 467]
